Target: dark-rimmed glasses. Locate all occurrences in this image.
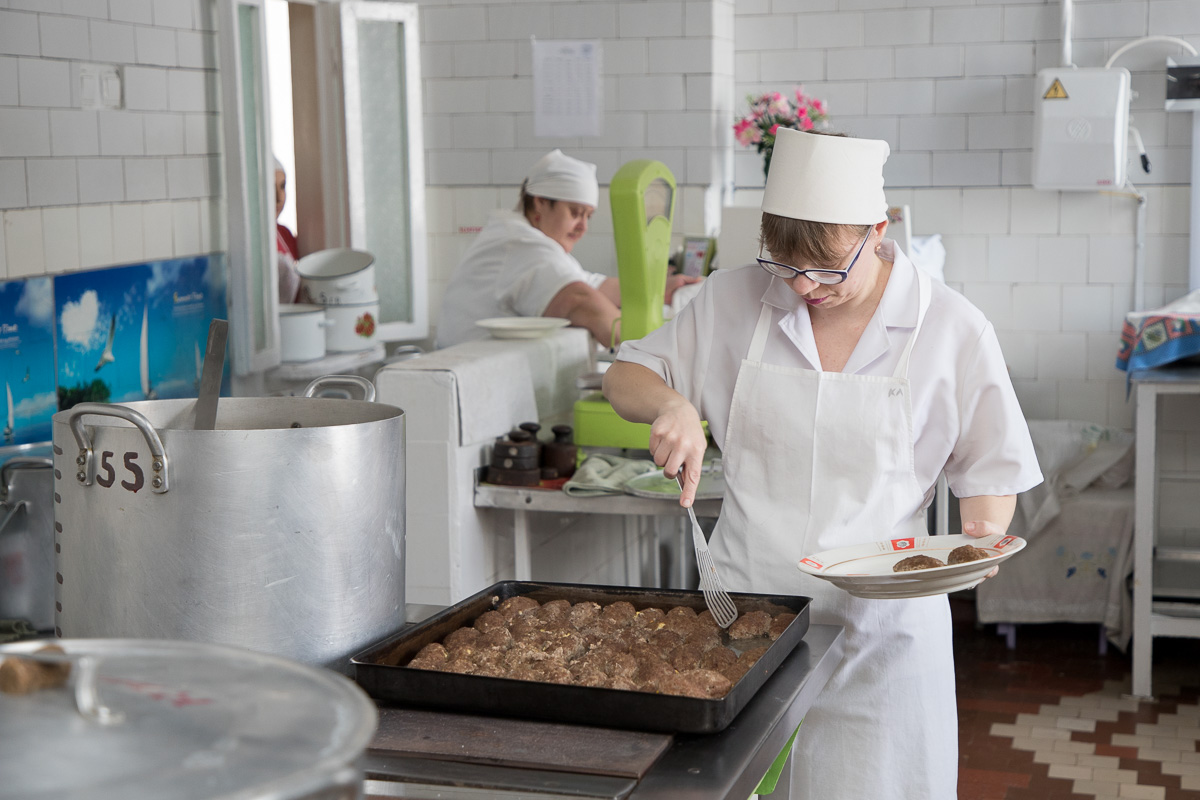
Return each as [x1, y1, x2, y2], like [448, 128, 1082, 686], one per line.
[756, 233, 870, 285]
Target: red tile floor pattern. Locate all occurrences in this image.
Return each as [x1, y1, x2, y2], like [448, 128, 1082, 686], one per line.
[952, 597, 1200, 800]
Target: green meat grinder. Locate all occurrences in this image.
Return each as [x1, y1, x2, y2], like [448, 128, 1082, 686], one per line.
[573, 160, 675, 449]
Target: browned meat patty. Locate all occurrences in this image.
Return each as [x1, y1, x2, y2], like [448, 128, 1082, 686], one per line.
[443, 657, 475, 674]
[659, 668, 732, 699]
[739, 644, 770, 666]
[603, 651, 639, 679]
[633, 658, 675, 691]
[700, 646, 738, 671]
[948, 545, 991, 565]
[631, 608, 667, 633]
[473, 609, 508, 633]
[669, 642, 708, 671]
[443, 627, 481, 652]
[600, 601, 637, 627]
[497, 595, 541, 620]
[538, 599, 573, 622]
[408, 642, 449, 669]
[728, 610, 772, 640]
[649, 629, 684, 653]
[543, 632, 586, 661]
[666, 606, 698, 619]
[568, 601, 602, 628]
[893, 554, 946, 572]
[768, 613, 797, 641]
[609, 675, 639, 691]
[477, 627, 513, 650]
[573, 667, 609, 687]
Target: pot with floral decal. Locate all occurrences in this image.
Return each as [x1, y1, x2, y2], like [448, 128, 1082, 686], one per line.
[324, 300, 380, 352]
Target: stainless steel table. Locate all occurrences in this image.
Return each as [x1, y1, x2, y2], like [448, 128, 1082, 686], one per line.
[1130, 366, 1200, 698]
[474, 480, 722, 586]
[362, 624, 845, 800]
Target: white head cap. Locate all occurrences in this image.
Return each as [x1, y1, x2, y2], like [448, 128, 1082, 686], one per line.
[273, 154, 284, 174]
[761, 129, 890, 225]
[523, 149, 599, 208]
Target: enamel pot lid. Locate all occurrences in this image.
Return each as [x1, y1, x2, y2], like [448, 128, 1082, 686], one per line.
[0, 638, 378, 800]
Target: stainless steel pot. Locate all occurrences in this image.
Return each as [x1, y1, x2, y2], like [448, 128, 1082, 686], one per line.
[0, 456, 55, 630]
[0, 638, 377, 800]
[51, 376, 404, 671]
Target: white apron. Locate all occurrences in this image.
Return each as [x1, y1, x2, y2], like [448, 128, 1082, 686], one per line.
[709, 269, 958, 799]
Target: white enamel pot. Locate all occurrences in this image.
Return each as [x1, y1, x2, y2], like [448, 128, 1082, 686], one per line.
[297, 248, 377, 305]
[279, 304, 331, 363]
[324, 300, 380, 352]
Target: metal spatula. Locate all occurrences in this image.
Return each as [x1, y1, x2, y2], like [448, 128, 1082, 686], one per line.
[677, 471, 738, 628]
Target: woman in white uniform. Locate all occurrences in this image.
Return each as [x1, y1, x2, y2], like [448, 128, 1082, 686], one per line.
[603, 130, 1042, 798]
[437, 149, 698, 349]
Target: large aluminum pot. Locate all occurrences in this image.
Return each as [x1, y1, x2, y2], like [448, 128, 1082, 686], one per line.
[51, 375, 404, 672]
[0, 638, 377, 800]
[0, 455, 55, 630]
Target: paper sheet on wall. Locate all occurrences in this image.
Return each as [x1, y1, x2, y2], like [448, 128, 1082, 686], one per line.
[532, 39, 602, 138]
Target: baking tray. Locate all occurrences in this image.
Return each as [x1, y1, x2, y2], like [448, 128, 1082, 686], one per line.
[352, 581, 811, 734]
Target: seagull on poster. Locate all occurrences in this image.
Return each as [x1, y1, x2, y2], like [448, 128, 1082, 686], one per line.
[95, 315, 116, 372]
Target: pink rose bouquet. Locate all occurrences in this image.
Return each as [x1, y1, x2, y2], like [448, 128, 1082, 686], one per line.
[733, 88, 829, 178]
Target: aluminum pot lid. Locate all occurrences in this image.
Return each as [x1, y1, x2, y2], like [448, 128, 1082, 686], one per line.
[0, 639, 378, 800]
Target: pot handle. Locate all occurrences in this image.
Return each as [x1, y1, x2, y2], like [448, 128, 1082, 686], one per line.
[0, 456, 52, 502]
[303, 374, 376, 403]
[67, 403, 170, 494]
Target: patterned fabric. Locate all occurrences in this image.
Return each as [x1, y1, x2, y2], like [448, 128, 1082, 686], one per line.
[1117, 290, 1200, 372]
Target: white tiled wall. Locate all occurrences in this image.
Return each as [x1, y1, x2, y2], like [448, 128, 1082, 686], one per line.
[0, 0, 222, 281]
[416, 0, 737, 347]
[730, 2, 1200, 430]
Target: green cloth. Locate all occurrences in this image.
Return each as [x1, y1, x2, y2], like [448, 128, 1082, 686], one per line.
[561, 454, 657, 497]
[752, 722, 802, 796]
[0, 619, 38, 644]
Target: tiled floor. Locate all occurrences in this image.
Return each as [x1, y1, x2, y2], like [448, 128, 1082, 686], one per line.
[953, 597, 1200, 800]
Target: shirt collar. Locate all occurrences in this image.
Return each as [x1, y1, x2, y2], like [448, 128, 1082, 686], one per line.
[759, 239, 922, 373]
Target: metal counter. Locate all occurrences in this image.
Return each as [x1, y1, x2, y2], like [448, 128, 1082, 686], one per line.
[362, 624, 845, 800]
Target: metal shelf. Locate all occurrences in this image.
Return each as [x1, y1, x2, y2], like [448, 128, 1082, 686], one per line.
[1131, 368, 1200, 698]
[1155, 547, 1200, 563]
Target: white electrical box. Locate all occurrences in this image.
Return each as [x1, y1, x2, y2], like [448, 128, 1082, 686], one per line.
[1032, 67, 1131, 191]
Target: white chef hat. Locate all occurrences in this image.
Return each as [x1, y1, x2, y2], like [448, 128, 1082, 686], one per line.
[523, 149, 599, 208]
[761, 129, 890, 225]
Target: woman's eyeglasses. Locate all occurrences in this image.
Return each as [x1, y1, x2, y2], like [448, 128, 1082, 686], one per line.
[756, 233, 871, 285]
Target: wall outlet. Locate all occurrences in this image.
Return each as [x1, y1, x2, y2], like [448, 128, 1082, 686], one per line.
[76, 63, 123, 110]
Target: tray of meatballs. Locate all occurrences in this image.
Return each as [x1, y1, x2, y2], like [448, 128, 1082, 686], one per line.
[352, 581, 811, 734]
[796, 532, 1027, 599]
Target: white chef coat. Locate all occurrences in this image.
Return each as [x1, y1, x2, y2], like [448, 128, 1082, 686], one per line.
[436, 210, 608, 349]
[615, 239, 1042, 503]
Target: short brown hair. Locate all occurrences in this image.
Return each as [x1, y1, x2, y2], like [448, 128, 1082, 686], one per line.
[760, 214, 870, 269]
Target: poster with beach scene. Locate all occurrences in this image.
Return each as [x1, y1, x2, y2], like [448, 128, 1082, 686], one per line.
[0, 277, 57, 445]
[54, 255, 228, 410]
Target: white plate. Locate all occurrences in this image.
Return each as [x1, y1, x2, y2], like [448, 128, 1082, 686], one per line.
[623, 465, 725, 501]
[796, 533, 1026, 599]
[476, 317, 570, 339]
